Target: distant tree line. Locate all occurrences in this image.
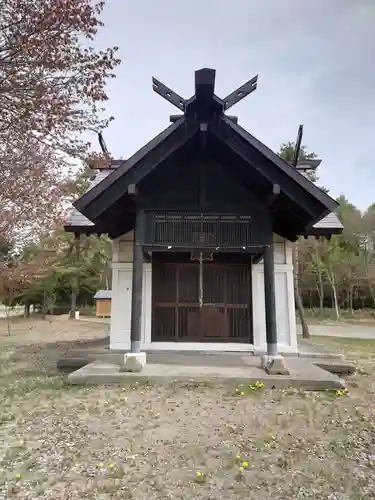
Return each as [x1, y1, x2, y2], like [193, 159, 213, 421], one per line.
[3, 192, 373, 324]
[0, 226, 112, 318]
[298, 196, 375, 319]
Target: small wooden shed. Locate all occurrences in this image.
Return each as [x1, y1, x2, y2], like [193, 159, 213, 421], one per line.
[93, 290, 112, 317]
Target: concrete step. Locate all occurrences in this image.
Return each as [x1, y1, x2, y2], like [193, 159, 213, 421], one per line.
[314, 360, 356, 376]
[67, 359, 346, 391]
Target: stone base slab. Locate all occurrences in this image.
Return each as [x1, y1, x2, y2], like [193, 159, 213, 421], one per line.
[68, 358, 346, 391]
[58, 351, 355, 378]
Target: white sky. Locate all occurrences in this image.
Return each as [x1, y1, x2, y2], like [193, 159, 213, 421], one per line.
[89, 0, 374, 210]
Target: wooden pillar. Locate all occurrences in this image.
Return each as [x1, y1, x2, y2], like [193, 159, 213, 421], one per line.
[263, 242, 278, 356]
[130, 210, 145, 353]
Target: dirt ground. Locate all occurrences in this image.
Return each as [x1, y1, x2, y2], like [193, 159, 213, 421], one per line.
[0, 317, 374, 499]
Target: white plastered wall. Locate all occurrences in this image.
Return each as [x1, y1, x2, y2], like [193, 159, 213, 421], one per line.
[252, 234, 298, 354]
[110, 231, 152, 351]
[110, 232, 297, 353]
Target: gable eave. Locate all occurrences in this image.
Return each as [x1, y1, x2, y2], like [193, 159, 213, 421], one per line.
[221, 115, 339, 214]
[74, 117, 188, 218]
[302, 210, 343, 236]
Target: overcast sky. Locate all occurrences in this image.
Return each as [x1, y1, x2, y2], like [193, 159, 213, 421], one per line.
[94, 0, 374, 211]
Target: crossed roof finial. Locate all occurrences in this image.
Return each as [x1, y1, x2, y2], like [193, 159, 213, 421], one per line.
[152, 68, 258, 121]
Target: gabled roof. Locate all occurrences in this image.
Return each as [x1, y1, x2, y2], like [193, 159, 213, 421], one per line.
[64, 169, 112, 233]
[218, 115, 336, 211]
[313, 212, 343, 232]
[291, 159, 321, 170]
[70, 68, 342, 240]
[74, 118, 196, 223]
[94, 289, 112, 300]
[66, 161, 343, 237]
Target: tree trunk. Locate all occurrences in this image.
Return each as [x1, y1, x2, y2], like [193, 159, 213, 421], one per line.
[317, 272, 324, 314]
[367, 280, 375, 309]
[293, 242, 310, 339]
[327, 270, 340, 320]
[69, 234, 80, 320]
[23, 303, 30, 318]
[41, 290, 48, 320]
[312, 239, 325, 315]
[363, 253, 375, 309]
[348, 286, 353, 315]
[332, 286, 340, 320]
[5, 305, 11, 336]
[69, 283, 78, 320]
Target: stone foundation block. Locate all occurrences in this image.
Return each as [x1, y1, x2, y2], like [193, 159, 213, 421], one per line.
[261, 354, 290, 375]
[120, 352, 147, 373]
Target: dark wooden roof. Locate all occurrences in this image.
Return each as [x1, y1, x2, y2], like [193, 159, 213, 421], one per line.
[72, 68, 341, 240]
[66, 167, 343, 236]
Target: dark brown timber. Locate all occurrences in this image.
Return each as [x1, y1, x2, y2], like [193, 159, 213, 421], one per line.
[130, 210, 145, 352]
[263, 243, 278, 355]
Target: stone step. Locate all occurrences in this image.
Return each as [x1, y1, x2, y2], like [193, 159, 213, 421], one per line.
[67, 359, 346, 391]
[314, 360, 356, 376]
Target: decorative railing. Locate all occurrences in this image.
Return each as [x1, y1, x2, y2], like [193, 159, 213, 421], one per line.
[145, 212, 252, 248]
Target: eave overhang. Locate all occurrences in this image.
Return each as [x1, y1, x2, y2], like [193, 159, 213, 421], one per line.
[71, 68, 341, 241]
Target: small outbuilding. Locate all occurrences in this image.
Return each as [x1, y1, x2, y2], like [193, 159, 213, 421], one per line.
[93, 290, 112, 318]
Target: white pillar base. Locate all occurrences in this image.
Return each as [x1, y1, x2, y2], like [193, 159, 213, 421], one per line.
[120, 352, 147, 373]
[261, 354, 290, 375]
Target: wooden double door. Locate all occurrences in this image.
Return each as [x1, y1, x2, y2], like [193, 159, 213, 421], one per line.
[152, 253, 253, 343]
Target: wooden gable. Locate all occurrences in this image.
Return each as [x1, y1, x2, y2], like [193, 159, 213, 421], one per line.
[73, 68, 340, 241]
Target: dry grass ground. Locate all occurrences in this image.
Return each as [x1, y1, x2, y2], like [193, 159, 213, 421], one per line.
[301, 308, 375, 326]
[0, 317, 374, 500]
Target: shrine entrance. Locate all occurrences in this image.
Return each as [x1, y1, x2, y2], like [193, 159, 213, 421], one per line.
[151, 252, 253, 343]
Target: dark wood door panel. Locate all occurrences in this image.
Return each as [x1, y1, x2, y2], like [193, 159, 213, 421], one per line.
[152, 257, 253, 343]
